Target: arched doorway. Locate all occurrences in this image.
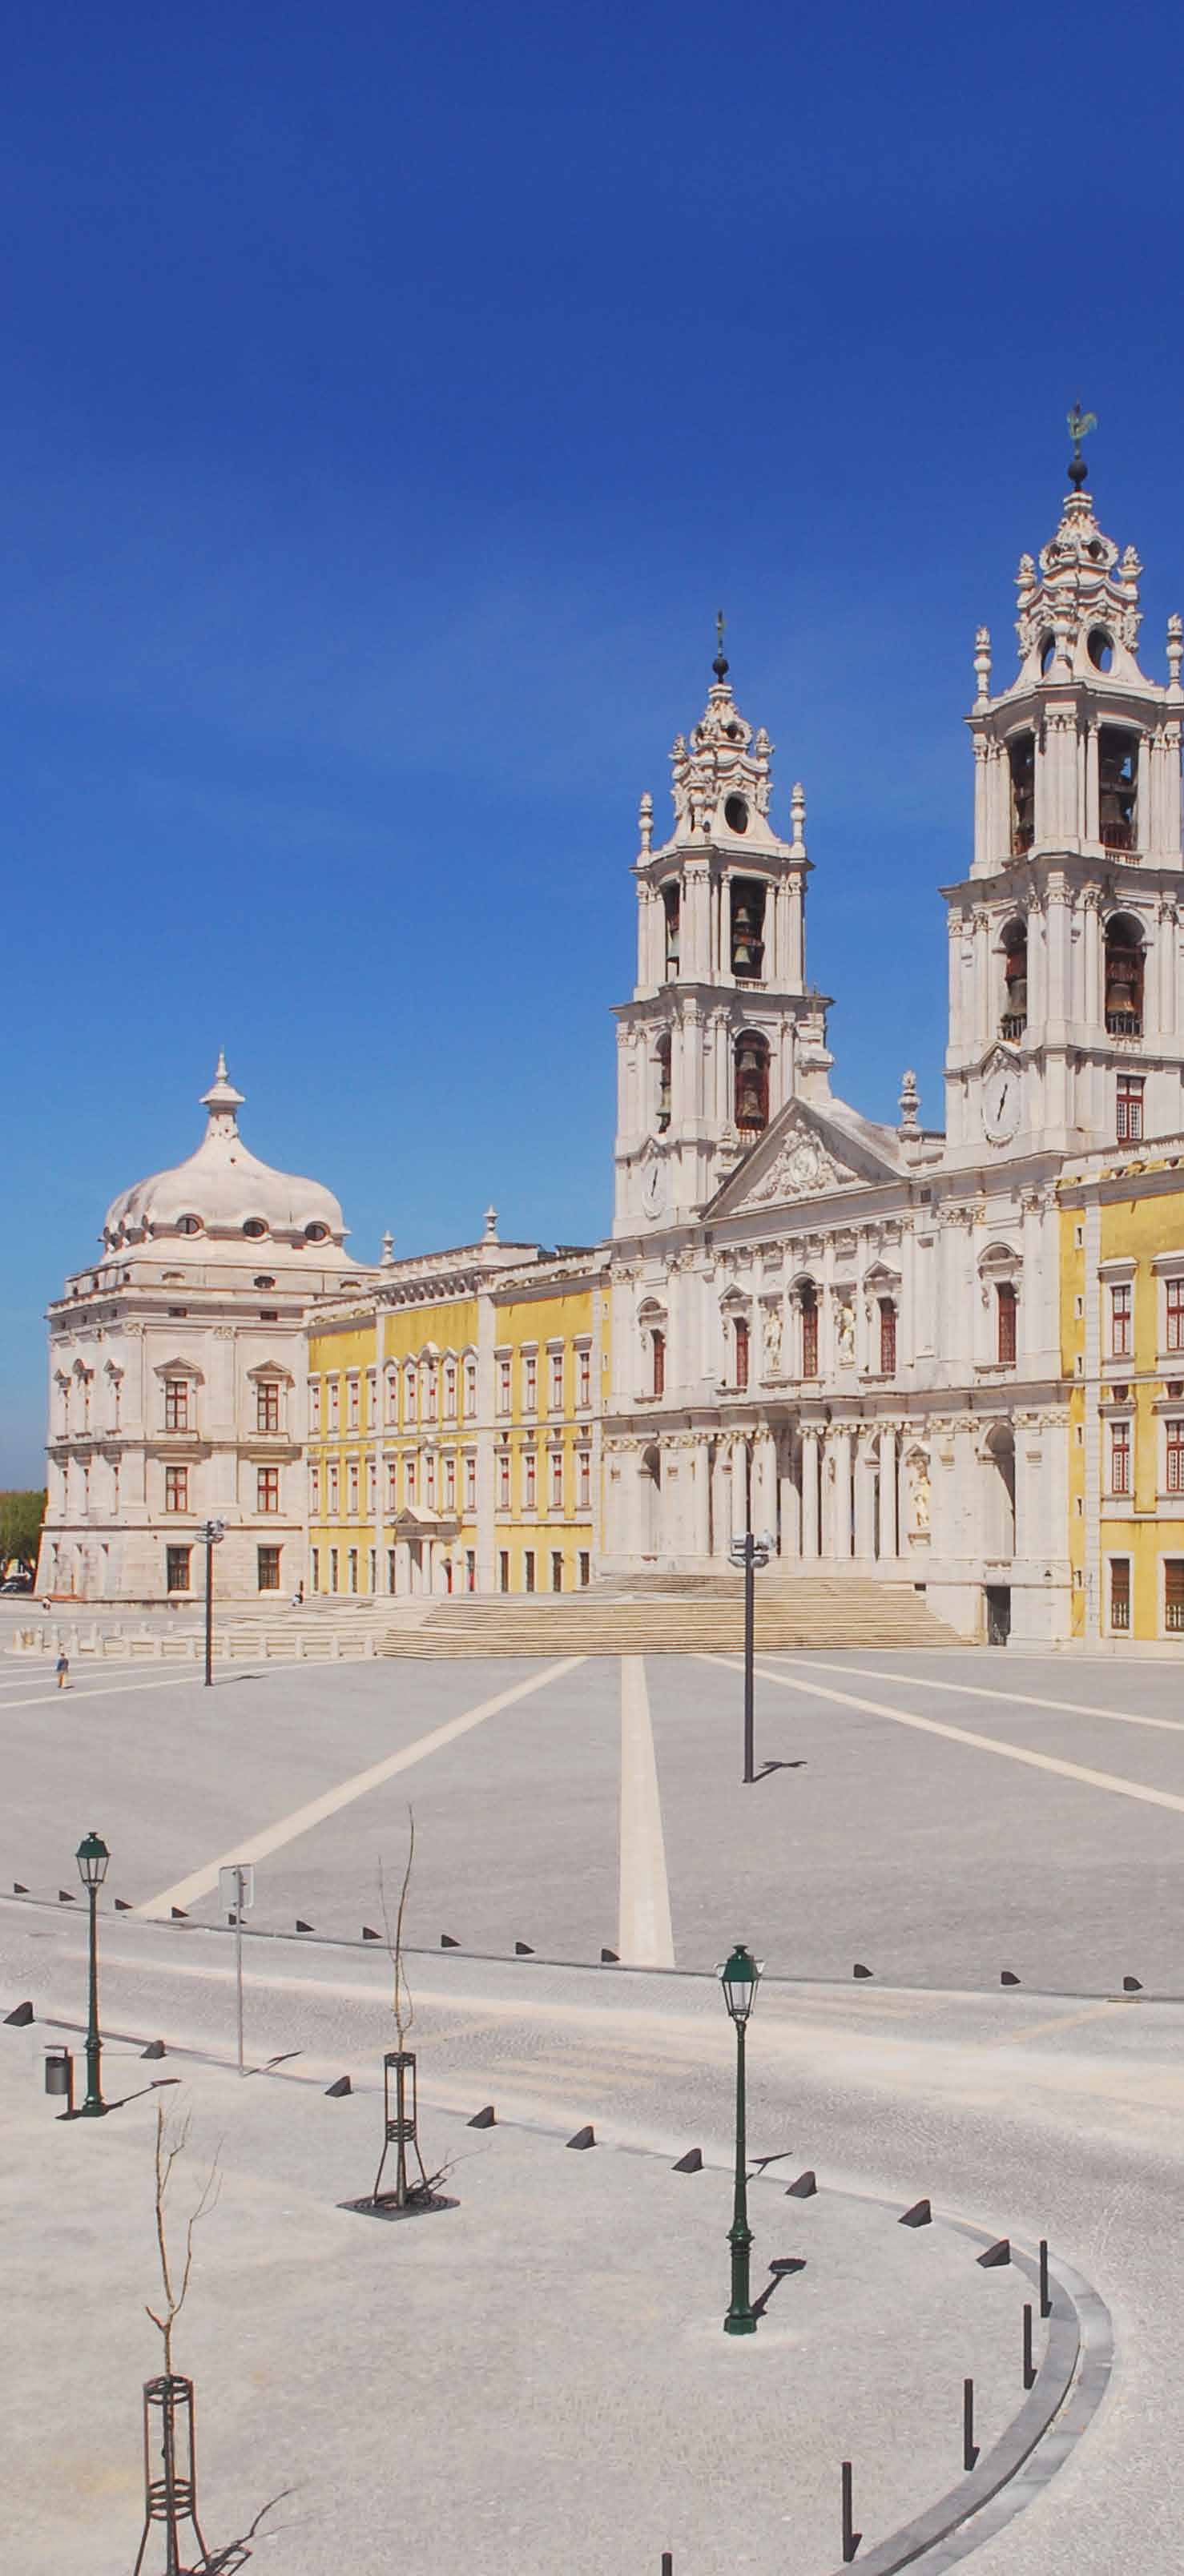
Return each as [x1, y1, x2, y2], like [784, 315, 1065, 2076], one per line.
[983, 1425, 1016, 1560]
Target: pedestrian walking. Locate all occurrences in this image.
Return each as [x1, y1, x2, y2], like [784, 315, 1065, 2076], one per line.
[55, 1651, 70, 1691]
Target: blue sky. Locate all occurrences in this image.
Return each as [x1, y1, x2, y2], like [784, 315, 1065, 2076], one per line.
[2, 0, 1181, 1481]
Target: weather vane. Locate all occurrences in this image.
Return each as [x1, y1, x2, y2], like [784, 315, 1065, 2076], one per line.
[713, 608, 729, 681]
[1067, 400, 1097, 489]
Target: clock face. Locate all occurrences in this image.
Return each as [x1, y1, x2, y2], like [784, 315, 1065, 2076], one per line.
[983, 1069, 1020, 1145]
[641, 1157, 667, 1221]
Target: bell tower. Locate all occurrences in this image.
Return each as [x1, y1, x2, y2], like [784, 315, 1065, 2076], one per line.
[613, 626, 832, 1236]
[944, 418, 1184, 1161]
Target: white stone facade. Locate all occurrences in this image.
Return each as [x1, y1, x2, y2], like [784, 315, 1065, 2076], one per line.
[603, 463, 1184, 1644]
[37, 1059, 373, 1604]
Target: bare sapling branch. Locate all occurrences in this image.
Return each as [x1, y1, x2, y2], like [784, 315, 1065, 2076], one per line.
[144, 2103, 221, 2378]
[378, 1804, 416, 2052]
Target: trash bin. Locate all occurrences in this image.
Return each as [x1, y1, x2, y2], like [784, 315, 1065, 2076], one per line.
[45, 2047, 74, 2110]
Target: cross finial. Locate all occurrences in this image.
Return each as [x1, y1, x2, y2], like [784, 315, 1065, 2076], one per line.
[713, 609, 729, 683]
[1066, 400, 1097, 490]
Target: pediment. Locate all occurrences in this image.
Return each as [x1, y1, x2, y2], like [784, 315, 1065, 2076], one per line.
[710, 1101, 900, 1218]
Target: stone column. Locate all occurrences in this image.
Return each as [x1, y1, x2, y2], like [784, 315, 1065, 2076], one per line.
[751, 1431, 778, 1543]
[853, 1437, 876, 1560]
[711, 1439, 732, 1559]
[1085, 722, 1100, 843]
[691, 1439, 711, 1561]
[778, 1434, 801, 1559]
[800, 1428, 820, 1558]
[878, 1427, 899, 1558]
[832, 1428, 853, 1560]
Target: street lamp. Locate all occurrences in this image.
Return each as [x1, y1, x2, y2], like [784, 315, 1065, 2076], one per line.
[727, 1529, 773, 1783]
[198, 1519, 226, 1688]
[719, 1940, 763, 2335]
[75, 1829, 110, 2117]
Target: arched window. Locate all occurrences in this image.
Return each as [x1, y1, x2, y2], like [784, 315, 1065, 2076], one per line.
[997, 1282, 1017, 1365]
[734, 1032, 770, 1133]
[1105, 915, 1144, 1036]
[800, 1285, 819, 1378]
[734, 1316, 750, 1392]
[655, 1032, 671, 1132]
[1001, 921, 1028, 1037]
[662, 883, 680, 979]
[1099, 727, 1138, 852]
[730, 879, 766, 978]
[879, 1298, 897, 1375]
[651, 1327, 666, 1398]
[1009, 733, 1035, 855]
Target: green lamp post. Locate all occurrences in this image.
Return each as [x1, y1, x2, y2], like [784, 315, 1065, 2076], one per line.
[75, 1830, 110, 2117]
[719, 1941, 763, 2335]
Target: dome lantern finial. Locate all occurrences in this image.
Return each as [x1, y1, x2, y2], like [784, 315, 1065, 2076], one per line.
[712, 607, 730, 686]
[200, 1051, 245, 1139]
[1066, 398, 1097, 493]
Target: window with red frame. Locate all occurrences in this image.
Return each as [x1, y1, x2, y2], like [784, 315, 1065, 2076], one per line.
[550, 1450, 564, 1510]
[1109, 1559, 1130, 1632]
[997, 1282, 1017, 1364]
[256, 1382, 280, 1433]
[257, 1466, 280, 1515]
[879, 1298, 896, 1375]
[165, 1465, 188, 1513]
[1166, 1419, 1184, 1495]
[164, 1378, 189, 1431]
[1110, 1282, 1133, 1357]
[1110, 1419, 1131, 1495]
[801, 1290, 819, 1378]
[1166, 1560, 1184, 1632]
[1167, 1280, 1184, 1354]
[1117, 1076, 1144, 1141]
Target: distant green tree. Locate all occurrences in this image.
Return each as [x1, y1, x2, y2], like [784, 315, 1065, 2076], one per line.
[0, 1490, 46, 1578]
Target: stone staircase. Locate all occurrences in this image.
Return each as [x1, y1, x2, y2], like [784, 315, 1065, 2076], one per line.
[378, 1578, 965, 1657]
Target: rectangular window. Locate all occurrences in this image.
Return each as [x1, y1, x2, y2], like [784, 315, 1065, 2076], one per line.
[311, 1545, 320, 1592]
[997, 1282, 1017, 1365]
[1117, 1077, 1144, 1142]
[579, 1550, 590, 1588]
[406, 1456, 417, 1505]
[329, 1547, 339, 1593]
[550, 1450, 564, 1511]
[497, 1355, 511, 1416]
[385, 1368, 397, 1423]
[734, 1317, 749, 1392]
[464, 1356, 477, 1418]
[310, 1463, 321, 1516]
[498, 1549, 509, 1593]
[328, 1462, 339, 1514]
[1167, 1280, 1184, 1354]
[425, 1363, 437, 1422]
[348, 1459, 359, 1515]
[309, 1379, 321, 1432]
[551, 1550, 563, 1592]
[879, 1298, 896, 1375]
[1166, 1560, 1184, 1633]
[165, 1465, 188, 1514]
[524, 1451, 536, 1511]
[405, 1366, 417, 1423]
[578, 1346, 591, 1409]
[524, 1354, 537, 1411]
[425, 1453, 437, 1508]
[801, 1294, 818, 1378]
[445, 1455, 456, 1509]
[550, 1350, 563, 1412]
[497, 1450, 510, 1511]
[368, 1548, 376, 1592]
[166, 1545, 191, 1593]
[348, 1378, 359, 1429]
[524, 1549, 535, 1593]
[1166, 1420, 1184, 1495]
[1110, 1419, 1131, 1495]
[1110, 1282, 1133, 1358]
[578, 1449, 590, 1510]
[256, 1382, 280, 1433]
[164, 1378, 189, 1431]
[367, 1457, 377, 1512]
[258, 1546, 281, 1592]
[652, 1328, 666, 1398]
[445, 1359, 457, 1419]
[465, 1454, 477, 1511]
[328, 1378, 340, 1429]
[257, 1466, 280, 1515]
[348, 1547, 358, 1594]
[366, 1369, 377, 1427]
[1109, 1558, 1130, 1633]
[387, 1460, 397, 1514]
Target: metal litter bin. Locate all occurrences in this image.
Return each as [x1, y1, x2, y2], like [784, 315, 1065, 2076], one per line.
[45, 2047, 74, 2111]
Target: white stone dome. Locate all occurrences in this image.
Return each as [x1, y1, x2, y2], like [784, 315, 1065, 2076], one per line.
[102, 1057, 349, 1258]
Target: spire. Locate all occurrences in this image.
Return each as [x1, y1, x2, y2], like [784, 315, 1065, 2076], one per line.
[199, 1051, 244, 1141]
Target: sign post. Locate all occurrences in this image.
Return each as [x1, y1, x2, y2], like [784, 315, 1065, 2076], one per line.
[199, 1519, 226, 1688]
[218, 1862, 254, 2074]
[728, 1530, 773, 1784]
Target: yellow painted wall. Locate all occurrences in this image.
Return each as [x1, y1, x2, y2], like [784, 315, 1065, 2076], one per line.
[1060, 1205, 1086, 1638]
[490, 1281, 597, 1592]
[1061, 1163, 1184, 1639]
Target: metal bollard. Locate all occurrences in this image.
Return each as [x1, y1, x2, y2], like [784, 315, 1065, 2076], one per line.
[1039, 2237, 1051, 2320]
[963, 2377, 977, 2472]
[841, 2459, 860, 2562]
[1023, 2302, 1036, 2389]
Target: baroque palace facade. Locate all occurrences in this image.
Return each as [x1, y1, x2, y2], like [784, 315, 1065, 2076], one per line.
[38, 449, 1184, 1642]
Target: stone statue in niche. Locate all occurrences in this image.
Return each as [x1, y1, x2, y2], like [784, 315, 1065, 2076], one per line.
[763, 1306, 783, 1372]
[837, 1301, 856, 1366]
[909, 1458, 931, 1534]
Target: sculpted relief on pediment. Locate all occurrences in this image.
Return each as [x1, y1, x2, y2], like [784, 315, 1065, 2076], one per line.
[742, 1130, 847, 1207]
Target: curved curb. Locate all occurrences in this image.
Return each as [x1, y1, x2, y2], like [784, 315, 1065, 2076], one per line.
[822, 2210, 1114, 2574]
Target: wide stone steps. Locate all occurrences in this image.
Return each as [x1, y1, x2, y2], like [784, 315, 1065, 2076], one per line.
[378, 1580, 962, 1657]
